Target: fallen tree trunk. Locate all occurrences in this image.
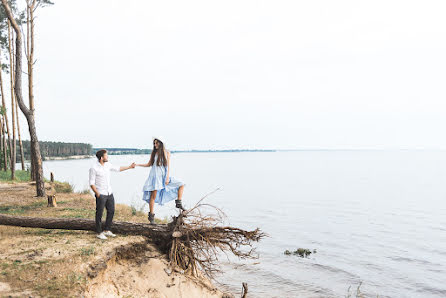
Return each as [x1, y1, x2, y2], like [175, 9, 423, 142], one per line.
[0, 193, 265, 278]
[0, 213, 171, 241]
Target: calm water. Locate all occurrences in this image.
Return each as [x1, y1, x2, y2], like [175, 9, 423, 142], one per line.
[42, 151, 446, 297]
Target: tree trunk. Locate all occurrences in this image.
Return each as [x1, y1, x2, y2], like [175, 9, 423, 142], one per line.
[28, 118, 45, 196]
[0, 117, 4, 170]
[1, 0, 45, 196]
[8, 21, 16, 180]
[47, 195, 57, 207]
[0, 214, 171, 242]
[0, 117, 2, 155]
[30, 153, 36, 181]
[1, 117, 8, 171]
[15, 99, 25, 170]
[27, 1, 36, 112]
[27, 1, 36, 181]
[26, 0, 37, 181]
[0, 53, 12, 167]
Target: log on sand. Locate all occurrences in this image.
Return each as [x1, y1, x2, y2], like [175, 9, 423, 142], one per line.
[0, 195, 265, 277]
[0, 213, 170, 241]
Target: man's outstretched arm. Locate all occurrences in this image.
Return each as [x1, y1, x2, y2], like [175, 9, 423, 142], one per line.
[119, 163, 136, 172]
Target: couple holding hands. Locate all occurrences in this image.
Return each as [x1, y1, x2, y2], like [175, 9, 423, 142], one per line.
[89, 137, 185, 240]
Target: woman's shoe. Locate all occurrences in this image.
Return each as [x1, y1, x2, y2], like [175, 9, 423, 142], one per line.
[148, 212, 155, 224]
[175, 199, 186, 211]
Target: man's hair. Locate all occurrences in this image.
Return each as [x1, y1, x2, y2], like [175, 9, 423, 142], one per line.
[96, 149, 107, 161]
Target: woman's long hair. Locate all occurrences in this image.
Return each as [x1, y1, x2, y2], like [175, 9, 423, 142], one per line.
[148, 139, 167, 167]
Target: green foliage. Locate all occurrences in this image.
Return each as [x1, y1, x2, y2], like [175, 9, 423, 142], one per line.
[0, 0, 25, 52]
[0, 169, 30, 181]
[12, 140, 93, 162]
[38, 0, 55, 8]
[97, 148, 153, 155]
[0, 0, 54, 57]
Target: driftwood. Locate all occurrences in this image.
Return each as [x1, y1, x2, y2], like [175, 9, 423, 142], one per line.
[0, 192, 265, 277]
[241, 282, 248, 298]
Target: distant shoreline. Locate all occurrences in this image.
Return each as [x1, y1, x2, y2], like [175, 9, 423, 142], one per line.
[39, 148, 445, 161]
[97, 148, 277, 155]
[43, 155, 93, 161]
[41, 150, 277, 161]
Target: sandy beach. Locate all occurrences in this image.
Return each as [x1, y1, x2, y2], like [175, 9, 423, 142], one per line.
[0, 182, 228, 297]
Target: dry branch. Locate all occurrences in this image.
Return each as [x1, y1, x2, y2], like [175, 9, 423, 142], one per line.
[168, 192, 266, 277]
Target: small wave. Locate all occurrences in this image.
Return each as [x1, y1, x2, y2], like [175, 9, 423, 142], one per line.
[311, 263, 359, 280]
[389, 256, 443, 267]
[414, 283, 446, 297]
[218, 264, 337, 297]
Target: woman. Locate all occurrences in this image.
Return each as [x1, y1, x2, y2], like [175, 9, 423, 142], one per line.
[137, 137, 185, 224]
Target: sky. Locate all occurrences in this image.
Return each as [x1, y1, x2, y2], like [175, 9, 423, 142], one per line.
[12, 0, 446, 150]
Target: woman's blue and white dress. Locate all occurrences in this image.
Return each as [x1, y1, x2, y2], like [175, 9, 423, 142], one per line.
[142, 155, 184, 205]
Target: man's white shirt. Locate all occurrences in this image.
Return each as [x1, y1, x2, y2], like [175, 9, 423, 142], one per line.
[89, 161, 120, 195]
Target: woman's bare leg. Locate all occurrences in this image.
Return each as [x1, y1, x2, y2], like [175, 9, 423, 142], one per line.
[149, 190, 157, 214]
[178, 185, 184, 200]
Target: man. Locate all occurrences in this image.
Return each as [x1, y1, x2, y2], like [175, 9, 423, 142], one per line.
[89, 149, 136, 240]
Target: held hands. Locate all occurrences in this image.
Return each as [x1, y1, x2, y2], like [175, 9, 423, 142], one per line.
[130, 162, 136, 169]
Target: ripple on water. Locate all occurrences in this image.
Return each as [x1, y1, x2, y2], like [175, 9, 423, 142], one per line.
[218, 262, 337, 298]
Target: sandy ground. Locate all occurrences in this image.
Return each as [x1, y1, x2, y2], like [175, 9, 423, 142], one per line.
[0, 182, 230, 297]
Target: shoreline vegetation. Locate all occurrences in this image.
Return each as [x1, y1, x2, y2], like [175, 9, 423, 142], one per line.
[8, 139, 277, 162]
[0, 181, 228, 297]
[98, 148, 276, 155]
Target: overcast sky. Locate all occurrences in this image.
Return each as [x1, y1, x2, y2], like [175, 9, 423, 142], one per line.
[17, 0, 446, 150]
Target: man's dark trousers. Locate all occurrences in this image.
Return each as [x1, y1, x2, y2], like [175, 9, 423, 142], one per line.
[95, 194, 115, 233]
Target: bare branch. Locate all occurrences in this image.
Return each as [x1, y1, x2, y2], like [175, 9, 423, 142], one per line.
[168, 190, 266, 278]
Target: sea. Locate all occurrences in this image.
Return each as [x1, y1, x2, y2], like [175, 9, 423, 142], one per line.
[42, 150, 446, 297]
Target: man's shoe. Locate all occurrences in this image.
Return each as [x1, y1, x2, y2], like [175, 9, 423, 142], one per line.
[96, 232, 107, 240]
[148, 212, 155, 225]
[103, 231, 116, 237]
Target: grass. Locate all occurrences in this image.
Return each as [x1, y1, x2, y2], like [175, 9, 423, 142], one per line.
[0, 182, 170, 297]
[80, 246, 95, 256]
[78, 188, 91, 195]
[0, 201, 47, 215]
[53, 181, 74, 193]
[130, 202, 146, 217]
[0, 170, 74, 195]
[56, 207, 95, 218]
[0, 170, 30, 182]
